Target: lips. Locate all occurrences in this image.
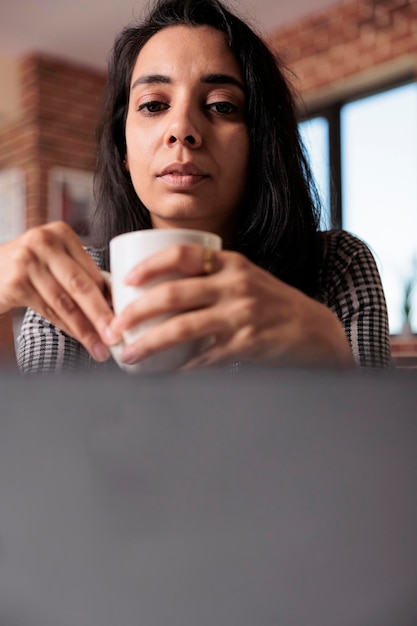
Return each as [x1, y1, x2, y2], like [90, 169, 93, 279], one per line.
[159, 162, 206, 176]
[157, 162, 209, 189]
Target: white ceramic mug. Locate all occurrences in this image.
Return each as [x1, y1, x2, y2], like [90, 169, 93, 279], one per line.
[103, 228, 222, 374]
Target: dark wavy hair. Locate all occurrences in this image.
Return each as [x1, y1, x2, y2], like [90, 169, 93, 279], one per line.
[93, 0, 322, 294]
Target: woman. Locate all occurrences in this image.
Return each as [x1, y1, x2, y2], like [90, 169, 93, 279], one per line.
[3, 0, 391, 373]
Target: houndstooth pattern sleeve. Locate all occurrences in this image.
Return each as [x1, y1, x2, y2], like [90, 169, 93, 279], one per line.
[315, 230, 392, 368]
[16, 248, 107, 374]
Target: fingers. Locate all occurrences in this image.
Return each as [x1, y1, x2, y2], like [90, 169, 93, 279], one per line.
[118, 290, 249, 368]
[0, 222, 117, 361]
[125, 244, 222, 285]
[109, 247, 253, 368]
[46, 253, 112, 336]
[28, 263, 112, 361]
[110, 275, 218, 336]
[109, 243, 231, 337]
[119, 305, 229, 366]
[180, 342, 230, 371]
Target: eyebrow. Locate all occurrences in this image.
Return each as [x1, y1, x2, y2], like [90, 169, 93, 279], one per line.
[130, 73, 245, 93]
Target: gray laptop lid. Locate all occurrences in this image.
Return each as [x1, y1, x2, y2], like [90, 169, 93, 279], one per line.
[0, 368, 416, 626]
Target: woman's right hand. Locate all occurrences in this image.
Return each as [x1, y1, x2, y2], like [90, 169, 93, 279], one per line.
[0, 221, 118, 362]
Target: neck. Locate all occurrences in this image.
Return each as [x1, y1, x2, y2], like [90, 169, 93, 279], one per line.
[150, 215, 235, 245]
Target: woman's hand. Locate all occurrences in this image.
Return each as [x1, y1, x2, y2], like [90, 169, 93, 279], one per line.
[0, 221, 117, 362]
[109, 244, 355, 369]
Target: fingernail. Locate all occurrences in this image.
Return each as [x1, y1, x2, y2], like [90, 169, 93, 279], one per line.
[110, 316, 125, 332]
[124, 269, 137, 284]
[121, 346, 137, 364]
[92, 342, 110, 362]
[103, 324, 120, 345]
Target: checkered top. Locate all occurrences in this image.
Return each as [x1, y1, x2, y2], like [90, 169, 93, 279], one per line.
[16, 230, 392, 374]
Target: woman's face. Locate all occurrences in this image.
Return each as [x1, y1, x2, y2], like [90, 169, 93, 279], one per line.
[125, 25, 249, 238]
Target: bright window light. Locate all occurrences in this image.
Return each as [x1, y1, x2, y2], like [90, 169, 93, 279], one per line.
[341, 83, 417, 335]
[299, 116, 331, 230]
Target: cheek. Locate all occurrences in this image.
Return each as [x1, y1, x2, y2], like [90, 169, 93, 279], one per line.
[224, 129, 249, 183]
[125, 134, 157, 201]
[125, 123, 158, 169]
[229, 134, 249, 207]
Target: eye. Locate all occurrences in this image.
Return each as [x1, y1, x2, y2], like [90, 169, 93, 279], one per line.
[137, 100, 170, 114]
[206, 101, 239, 115]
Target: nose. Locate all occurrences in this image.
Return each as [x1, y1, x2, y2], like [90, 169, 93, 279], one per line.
[164, 105, 202, 149]
[167, 134, 199, 147]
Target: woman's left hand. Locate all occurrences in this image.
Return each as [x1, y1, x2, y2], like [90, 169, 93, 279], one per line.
[109, 244, 355, 370]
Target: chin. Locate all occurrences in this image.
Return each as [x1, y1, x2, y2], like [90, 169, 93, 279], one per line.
[150, 203, 215, 227]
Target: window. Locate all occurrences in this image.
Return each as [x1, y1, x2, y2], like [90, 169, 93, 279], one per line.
[300, 81, 417, 335]
[299, 116, 330, 230]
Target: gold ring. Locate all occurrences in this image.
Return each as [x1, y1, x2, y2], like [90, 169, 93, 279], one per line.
[202, 247, 214, 275]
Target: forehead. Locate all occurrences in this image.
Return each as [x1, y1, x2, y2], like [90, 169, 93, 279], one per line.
[131, 24, 243, 82]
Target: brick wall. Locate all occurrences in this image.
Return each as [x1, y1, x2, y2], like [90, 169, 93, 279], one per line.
[0, 55, 106, 356]
[0, 54, 106, 228]
[269, 0, 417, 111]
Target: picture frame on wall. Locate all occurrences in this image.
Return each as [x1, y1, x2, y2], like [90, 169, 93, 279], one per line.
[48, 167, 94, 241]
[0, 168, 26, 245]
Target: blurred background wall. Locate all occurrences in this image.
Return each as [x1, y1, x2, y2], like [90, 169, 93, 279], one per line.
[0, 57, 105, 228]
